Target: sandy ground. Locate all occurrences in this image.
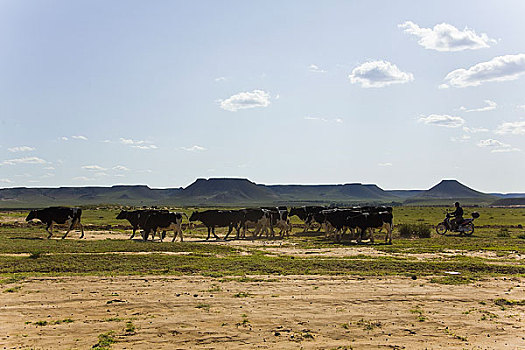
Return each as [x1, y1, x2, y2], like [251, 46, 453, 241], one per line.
[1, 275, 524, 349]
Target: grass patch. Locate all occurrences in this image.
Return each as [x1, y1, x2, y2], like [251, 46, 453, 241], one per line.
[195, 303, 210, 311]
[429, 275, 475, 285]
[3, 286, 21, 293]
[494, 298, 525, 306]
[92, 331, 116, 349]
[125, 321, 136, 334]
[356, 319, 381, 331]
[233, 291, 252, 298]
[398, 224, 431, 238]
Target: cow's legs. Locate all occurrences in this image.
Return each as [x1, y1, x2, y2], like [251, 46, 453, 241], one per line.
[129, 227, 137, 240]
[224, 225, 234, 240]
[78, 221, 85, 239]
[368, 228, 375, 244]
[206, 227, 211, 240]
[62, 218, 74, 239]
[46, 222, 54, 239]
[212, 227, 220, 239]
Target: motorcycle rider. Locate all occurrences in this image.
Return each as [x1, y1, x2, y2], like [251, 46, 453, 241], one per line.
[449, 201, 464, 230]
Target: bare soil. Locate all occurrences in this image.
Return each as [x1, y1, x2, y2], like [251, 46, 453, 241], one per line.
[1, 275, 524, 349]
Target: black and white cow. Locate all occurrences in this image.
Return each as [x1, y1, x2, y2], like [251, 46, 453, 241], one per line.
[238, 208, 272, 239]
[26, 207, 84, 239]
[262, 206, 291, 237]
[116, 209, 168, 240]
[142, 212, 186, 242]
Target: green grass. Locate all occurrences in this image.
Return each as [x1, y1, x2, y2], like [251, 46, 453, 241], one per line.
[0, 206, 525, 282]
[92, 331, 116, 349]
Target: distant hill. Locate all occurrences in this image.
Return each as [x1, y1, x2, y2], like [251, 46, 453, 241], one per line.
[177, 178, 279, 205]
[491, 197, 525, 206]
[0, 178, 516, 208]
[404, 180, 496, 205]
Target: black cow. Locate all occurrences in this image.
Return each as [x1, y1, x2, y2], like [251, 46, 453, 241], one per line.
[359, 211, 393, 244]
[289, 206, 326, 231]
[142, 212, 186, 242]
[189, 210, 242, 240]
[26, 207, 84, 239]
[116, 209, 168, 240]
[321, 209, 363, 241]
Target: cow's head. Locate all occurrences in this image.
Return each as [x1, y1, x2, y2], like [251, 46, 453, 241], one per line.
[189, 211, 199, 222]
[26, 210, 37, 221]
[116, 210, 128, 220]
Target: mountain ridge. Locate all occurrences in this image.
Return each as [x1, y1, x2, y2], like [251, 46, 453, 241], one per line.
[0, 178, 516, 208]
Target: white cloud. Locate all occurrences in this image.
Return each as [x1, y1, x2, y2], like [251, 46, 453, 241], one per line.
[119, 138, 158, 149]
[477, 139, 520, 153]
[132, 145, 158, 150]
[60, 137, 69, 141]
[463, 126, 489, 133]
[82, 165, 106, 171]
[215, 77, 227, 82]
[459, 100, 497, 112]
[349, 60, 414, 88]
[8, 146, 35, 152]
[72, 135, 88, 140]
[309, 64, 326, 73]
[378, 162, 392, 167]
[2, 157, 47, 165]
[442, 54, 525, 88]
[418, 114, 465, 128]
[73, 176, 94, 181]
[305, 116, 344, 123]
[44, 166, 55, 170]
[495, 121, 525, 135]
[113, 165, 130, 171]
[305, 116, 328, 122]
[220, 90, 271, 112]
[398, 21, 496, 52]
[181, 145, 207, 152]
[119, 138, 143, 145]
[517, 105, 525, 111]
[0, 178, 13, 183]
[450, 135, 471, 143]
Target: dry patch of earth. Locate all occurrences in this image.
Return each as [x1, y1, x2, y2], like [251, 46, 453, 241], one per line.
[1, 275, 524, 349]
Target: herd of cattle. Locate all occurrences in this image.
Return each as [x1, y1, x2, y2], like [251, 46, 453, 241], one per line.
[24, 205, 394, 244]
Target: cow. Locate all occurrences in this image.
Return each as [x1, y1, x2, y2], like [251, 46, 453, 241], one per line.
[289, 206, 326, 232]
[189, 210, 241, 240]
[142, 212, 187, 242]
[321, 209, 363, 242]
[116, 209, 168, 240]
[262, 206, 291, 237]
[359, 211, 393, 244]
[26, 207, 84, 239]
[238, 208, 272, 239]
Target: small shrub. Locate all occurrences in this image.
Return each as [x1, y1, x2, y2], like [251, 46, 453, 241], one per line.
[517, 234, 525, 240]
[497, 228, 510, 238]
[28, 251, 44, 259]
[92, 331, 116, 349]
[397, 224, 431, 238]
[125, 321, 136, 334]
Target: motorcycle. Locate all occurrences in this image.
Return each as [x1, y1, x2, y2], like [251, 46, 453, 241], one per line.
[435, 212, 480, 236]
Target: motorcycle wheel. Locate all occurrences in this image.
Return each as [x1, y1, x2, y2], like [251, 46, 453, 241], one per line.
[436, 223, 447, 235]
[463, 223, 474, 236]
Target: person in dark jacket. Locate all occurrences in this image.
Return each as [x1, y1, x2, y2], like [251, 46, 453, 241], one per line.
[449, 202, 464, 229]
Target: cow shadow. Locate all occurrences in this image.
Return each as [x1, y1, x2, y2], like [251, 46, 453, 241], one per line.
[9, 237, 45, 240]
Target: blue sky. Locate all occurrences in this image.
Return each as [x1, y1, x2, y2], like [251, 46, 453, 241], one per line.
[1, 0, 525, 192]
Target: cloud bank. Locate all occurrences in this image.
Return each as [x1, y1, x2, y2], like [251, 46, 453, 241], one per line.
[399, 21, 496, 52]
[441, 54, 525, 88]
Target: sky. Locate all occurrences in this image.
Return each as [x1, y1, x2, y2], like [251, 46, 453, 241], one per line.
[1, 0, 525, 192]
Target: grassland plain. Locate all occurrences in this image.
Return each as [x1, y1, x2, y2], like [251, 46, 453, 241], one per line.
[1, 206, 524, 348]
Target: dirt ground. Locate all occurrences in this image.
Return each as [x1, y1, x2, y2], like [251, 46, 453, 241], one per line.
[1, 275, 524, 349]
